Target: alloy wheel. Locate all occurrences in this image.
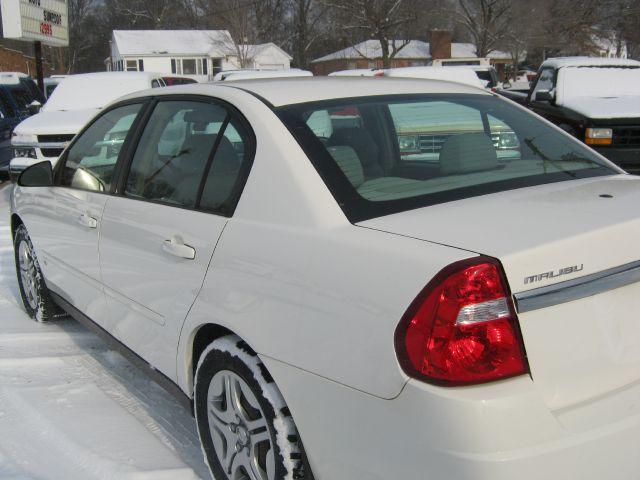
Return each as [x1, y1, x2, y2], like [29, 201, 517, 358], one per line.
[18, 240, 39, 311]
[207, 370, 276, 480]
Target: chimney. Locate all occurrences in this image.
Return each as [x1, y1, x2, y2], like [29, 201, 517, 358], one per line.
[429, 30, 452, 60]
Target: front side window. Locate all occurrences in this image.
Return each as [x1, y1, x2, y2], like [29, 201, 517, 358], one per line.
[58, 103, 142, 192]
[532, 68, 555, 97]
[124, 100, 252, 212]
[278, 94, 616, 221]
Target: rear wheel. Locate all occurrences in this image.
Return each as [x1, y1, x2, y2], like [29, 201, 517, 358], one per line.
[194, 335, 313, 480]
[14, 224, 59, 322]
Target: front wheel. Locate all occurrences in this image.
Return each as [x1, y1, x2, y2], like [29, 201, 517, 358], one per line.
[14, 224, 59, 322]
[194, 335, 313, 480]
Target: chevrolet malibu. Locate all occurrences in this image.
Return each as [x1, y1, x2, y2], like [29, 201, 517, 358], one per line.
[10, 78, 640, 480]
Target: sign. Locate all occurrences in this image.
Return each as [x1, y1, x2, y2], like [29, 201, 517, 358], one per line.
[1, 0, 69, 47]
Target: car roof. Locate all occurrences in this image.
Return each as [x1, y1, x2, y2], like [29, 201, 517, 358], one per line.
[541, 56, 640, 69]
[119, 77, 490, 107]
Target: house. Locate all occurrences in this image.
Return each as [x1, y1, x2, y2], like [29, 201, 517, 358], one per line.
[311, 30, 514, 78]
[236, 43, 293, 70]
[107, 30, 292, 82]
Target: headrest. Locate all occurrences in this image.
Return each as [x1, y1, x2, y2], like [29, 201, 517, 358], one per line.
[439, 133, 498, 176]
[184, 109, 226, 131]
[327, 145, 365, 188]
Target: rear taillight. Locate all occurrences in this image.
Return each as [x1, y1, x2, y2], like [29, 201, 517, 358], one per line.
[395, 257, 528, 386]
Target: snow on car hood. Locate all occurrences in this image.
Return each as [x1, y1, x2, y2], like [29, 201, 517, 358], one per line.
[358, 174, 640, 294]
[562, 95, 640, 119]
[13, 108, 100, 136]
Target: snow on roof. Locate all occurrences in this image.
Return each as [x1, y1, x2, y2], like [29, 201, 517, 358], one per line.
[112, 30, 234, 57]
[450, 43, 511, 60]
[313, 40, 512, 63]
[312, 40, 430, 63]
[542, 56, 640, 69]
[238, 43, 293, 61]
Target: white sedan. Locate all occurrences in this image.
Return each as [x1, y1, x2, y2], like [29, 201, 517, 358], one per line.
[10, 78, 640, 480]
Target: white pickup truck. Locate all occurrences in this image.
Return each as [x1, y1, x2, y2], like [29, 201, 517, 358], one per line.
[9, 72, 166, 180]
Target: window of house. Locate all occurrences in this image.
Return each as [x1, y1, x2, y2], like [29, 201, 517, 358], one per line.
[126, 59, 138, 71]
[182, 59, 197, 75]
[212, 59, 223, 75]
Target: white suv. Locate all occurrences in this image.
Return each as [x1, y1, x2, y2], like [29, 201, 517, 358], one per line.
[10, 78, 640, 480]
[10, 72, 166, 180]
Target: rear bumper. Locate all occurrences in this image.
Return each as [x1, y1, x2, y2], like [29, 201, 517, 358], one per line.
[593, 146, 640, 173]
[263, 356, 640, 480]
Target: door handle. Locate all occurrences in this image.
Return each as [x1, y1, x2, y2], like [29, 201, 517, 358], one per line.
[162, 236, 196, 260]
[78, 212, 98, 229]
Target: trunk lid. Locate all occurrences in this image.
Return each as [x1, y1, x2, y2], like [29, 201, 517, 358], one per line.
[360, 174, 640, 410]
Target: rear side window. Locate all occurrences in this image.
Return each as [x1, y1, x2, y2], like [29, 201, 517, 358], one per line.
[58, 103, 142, 192]
[124, 100, 252, 214]
[278, 94, 615, 221]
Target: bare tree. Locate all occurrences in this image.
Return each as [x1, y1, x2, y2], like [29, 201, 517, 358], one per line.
[66, 0, 98, 72]
[321, 0, 419, 68]
[289, 0, 327, 68]
[453, 0, 514, 57]
[109, 0, 179, 28]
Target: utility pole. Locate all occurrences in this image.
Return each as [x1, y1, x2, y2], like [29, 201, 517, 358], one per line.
[34, 40, 44, 94]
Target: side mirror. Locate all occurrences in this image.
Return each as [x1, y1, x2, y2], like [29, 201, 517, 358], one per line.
[18, 161, 53, 187]
[534, 90, 554, 102]
[28, 100, 42, 115]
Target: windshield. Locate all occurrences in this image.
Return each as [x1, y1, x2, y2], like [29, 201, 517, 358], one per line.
[278, 94, 616, 221]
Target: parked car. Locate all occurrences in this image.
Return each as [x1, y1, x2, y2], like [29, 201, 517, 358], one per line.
[43, 75, 69, 99]
[11, 77, 640, 480]
[381, 66, 486, 89]
[162, 75, 198, 86]
[441, 65, 501, 90]
[0, 72, 45, 112]
[212, 69, 313, 82]
[328, 68, 382, 77]
[499, 57, 640, 172]
[9, 71, 166, 180]
[0, 84, 41, 179]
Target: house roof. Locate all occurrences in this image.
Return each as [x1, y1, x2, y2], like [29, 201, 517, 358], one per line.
[450, 43, 511, 60]
[238, 43, 293, 61]
[112, 30, 235, 57]
[312, 40, 512, 63]
[312, 40, 430, 63]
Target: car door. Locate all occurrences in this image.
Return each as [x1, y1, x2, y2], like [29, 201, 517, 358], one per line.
[99, 98, 254, 379]
[27, 103, 144, 325]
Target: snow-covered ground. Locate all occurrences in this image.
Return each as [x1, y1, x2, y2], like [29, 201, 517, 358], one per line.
[0, 184, 211, 480]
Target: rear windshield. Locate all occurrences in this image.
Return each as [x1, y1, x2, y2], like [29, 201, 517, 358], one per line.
[277, 94, 616, 221]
